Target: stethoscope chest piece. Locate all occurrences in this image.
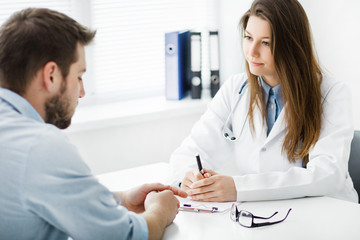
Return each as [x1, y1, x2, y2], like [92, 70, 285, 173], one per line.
[223, 132, 236, 141]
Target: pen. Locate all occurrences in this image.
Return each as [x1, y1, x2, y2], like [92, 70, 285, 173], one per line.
[196, 154, 205, 175]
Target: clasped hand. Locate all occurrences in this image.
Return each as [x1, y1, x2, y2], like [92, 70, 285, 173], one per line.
[181, 168, 237, 202]
[115, 183, 187, 213]
[114, 183, 187, 239]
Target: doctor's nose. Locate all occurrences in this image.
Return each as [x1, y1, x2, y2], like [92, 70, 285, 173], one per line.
[248, 43, 260, 58]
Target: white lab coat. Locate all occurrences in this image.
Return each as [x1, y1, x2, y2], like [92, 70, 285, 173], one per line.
[169, 73, 358, 203]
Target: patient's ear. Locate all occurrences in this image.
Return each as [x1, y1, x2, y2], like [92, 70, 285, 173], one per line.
[42, 61, 59, 92]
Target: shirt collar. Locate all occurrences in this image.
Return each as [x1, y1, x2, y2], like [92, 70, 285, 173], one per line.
[0, 88, 44, 123]
[259, 76, 283, 110]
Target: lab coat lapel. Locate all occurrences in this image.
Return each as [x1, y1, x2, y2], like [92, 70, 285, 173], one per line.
[246, 98, 287, 146]
[252, 105, 286, 146]
[252, 105, 267, 145]
[265, 109, 286, 144]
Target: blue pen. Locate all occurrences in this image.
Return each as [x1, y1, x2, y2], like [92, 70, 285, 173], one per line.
[196, 154, 205, 175]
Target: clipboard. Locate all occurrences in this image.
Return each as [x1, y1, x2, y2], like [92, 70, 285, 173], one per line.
[179, 203, 219, 213]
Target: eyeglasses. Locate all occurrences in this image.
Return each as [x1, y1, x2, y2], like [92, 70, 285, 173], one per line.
[230, 203, 292, 228]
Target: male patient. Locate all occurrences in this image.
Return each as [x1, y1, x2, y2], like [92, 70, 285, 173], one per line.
[0, 8, 186, 240]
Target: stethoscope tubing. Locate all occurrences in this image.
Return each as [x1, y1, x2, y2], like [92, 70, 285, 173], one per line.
[222, 80, 248, 142]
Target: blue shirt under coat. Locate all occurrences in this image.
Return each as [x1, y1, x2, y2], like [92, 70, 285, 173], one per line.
[260, 76, 283, 135]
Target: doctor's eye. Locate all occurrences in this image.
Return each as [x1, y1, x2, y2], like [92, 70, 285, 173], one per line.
[262, 41, 270, 46]
[244, 35, 252, 41]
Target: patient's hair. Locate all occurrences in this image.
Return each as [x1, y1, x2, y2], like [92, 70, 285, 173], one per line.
[240, 0, 323, 165]
[0, 8, 96, 95]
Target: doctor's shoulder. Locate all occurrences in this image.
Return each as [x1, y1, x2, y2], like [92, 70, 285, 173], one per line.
[320, 74, 351, 102]
[206, 72, 248, 114]
[217, 73, 248, 97]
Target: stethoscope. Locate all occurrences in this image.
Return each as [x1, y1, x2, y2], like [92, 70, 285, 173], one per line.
[221, 80, 249, 142]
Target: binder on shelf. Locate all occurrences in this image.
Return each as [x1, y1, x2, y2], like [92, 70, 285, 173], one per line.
[165, 30, 191, 100]
[209, 31, 220, 98]
[190, 32, 202, 99]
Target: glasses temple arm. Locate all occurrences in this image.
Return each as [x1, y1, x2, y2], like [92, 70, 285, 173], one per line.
[252, 211, 278, 220]
[252, 208, 292, 228]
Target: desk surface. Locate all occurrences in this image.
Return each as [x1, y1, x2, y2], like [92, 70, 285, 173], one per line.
[97, 162, 360, 240]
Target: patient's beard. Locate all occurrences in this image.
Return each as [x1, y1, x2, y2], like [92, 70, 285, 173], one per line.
[44, 85, 72, 129]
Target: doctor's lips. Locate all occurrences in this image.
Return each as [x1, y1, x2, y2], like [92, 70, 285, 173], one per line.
[249, 60, 263, 67]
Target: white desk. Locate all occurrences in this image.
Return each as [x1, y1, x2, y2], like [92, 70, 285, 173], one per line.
[97, 162, 360, 240]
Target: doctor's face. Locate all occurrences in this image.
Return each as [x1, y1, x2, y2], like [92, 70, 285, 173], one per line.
[243, 16, 277, 86]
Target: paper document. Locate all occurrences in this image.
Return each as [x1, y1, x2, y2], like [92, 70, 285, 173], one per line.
[178, 197, 234, 214]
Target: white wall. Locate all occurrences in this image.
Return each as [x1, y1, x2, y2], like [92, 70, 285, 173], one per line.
[65, 111, 203, 175]
[219, 0, 360, 129]
[303, 0, 360, 129]
[66, 0, 360, 174]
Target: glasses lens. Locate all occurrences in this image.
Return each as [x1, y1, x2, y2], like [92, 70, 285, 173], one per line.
[238, 211, 253, 227]
[230, 204, 237, 221]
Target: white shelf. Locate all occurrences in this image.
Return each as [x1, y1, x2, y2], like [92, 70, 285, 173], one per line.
[64, 93, 210, 133]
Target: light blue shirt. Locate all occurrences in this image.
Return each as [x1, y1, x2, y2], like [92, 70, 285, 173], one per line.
[260, 77, 283, 135]
[0, 88, 148, 240]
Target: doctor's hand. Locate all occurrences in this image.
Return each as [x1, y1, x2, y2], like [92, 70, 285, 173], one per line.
[186, 170, 237, 202]
[181, 168, 212, 193]
[114, 183, 187, 213]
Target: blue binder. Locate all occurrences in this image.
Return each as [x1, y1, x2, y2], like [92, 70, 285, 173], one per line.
[165, 31, 191, 100]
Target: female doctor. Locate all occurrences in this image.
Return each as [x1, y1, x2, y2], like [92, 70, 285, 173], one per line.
[169, 0, 358, 203]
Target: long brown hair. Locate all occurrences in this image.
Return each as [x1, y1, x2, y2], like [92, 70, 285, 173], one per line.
[240, 0, 323, 165]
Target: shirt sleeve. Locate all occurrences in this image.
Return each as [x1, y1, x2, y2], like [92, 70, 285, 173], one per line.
[21, 127, 148, 240]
